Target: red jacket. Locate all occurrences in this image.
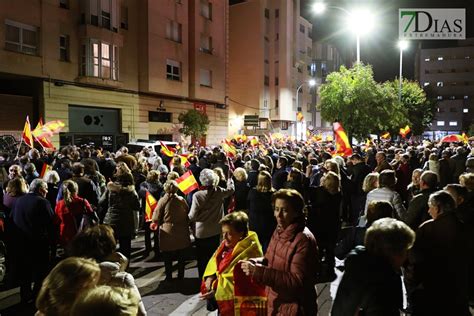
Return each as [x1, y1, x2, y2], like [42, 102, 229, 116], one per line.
[253, 219, 319, 315]
[55, 196, 93, 246]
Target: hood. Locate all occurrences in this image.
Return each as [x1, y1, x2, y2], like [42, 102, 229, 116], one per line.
[107, 181, 135, 193]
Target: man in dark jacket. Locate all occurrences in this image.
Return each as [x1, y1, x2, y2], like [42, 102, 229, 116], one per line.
[272, 156, 288, 190]
[349, 154, 371, 223]
[374, 151, 392, 173]
[451, 146, 467, 183]
[11, 179, 55, 303]
[403, 171, 438, 230]
[70, 162, 100, 208]
[407, 191, 471, 315]
[247, 159, 260, 188]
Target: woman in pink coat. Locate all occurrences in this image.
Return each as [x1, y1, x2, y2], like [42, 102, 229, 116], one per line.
[241, 189, 320, 315]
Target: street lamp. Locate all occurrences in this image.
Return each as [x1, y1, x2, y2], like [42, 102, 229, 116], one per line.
[296, 79, 316, 140]
[398, 40, 409, 102]
[312, 2, 375, 64]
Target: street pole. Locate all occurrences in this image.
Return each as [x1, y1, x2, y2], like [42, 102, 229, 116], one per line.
[296, 84, 303, 140]
[399, 46, 403, 102]
[356, 34, 360, 64]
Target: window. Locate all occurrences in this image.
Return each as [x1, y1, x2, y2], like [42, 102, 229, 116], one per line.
[275, 9, 279, 18]
[149, 111, 172, 123]
[450, 107, 457, 113]
[449, 121, 458, 126]
[264, 76, 269, 86]
[200, 35, 212, 54]
[166, 20, 182, 43]
[200, 69, 212, 87]
[59, 0, 69, 9]
[308, 29, 312, 38]
[59, 35, 69, 61]
[275, 99, 279, 108]
[438, 56, 443, 61]
[423, 82, 430, 87]
[275, 33, 279, 40]
[464, 108, 469, 113]
[101, 0, 111, 29]
[264, 8, 269, 19]
[166, 59, 181, 81]
[299, 24, 305, 33]
[281, 121, 288, 130]
[437, 82, 443, 87]
[275, 77, 279, 86]
[80, 40, 118, 80]
[201, 0, 212, 20]
[437, 121, 445, 126]
[5, 20, 38, 55]
[464, 95, 469, 99]
[437, 96, 443, 100]
[424, 58, 430, 61]
[120, 6, 128, 29]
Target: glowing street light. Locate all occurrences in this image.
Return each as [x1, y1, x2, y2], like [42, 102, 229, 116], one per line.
[313, 2, 375, 63]
[398, 40, 409, 102]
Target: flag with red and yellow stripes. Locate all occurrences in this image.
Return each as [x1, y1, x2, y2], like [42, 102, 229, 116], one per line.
[399, 125, 411, 138]
[33, 119, 55, 150]
[22, 116, 34, 148]
[222, 139, 237, 158]
[40, 163, 53, 178]
[160, 141, 176, 157]
[333, 122, 352, 157]
[296, 112, 304, 122]
[176, 171, 199, 194]
[145, 191, 158, 222]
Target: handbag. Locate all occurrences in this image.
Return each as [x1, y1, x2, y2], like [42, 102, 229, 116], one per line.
[75, 198, 99, 234]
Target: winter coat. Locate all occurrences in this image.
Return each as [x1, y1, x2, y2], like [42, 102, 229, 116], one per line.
[102, 182, 140, 237]
[234, 180, 250, 211]
[247, 189, 276, 249]
[189, 180, 234, 239]
[253, 219, 319, 315]
[152, 193, 191, 252]
[331, 246, 403, 316]
[403, 188, 436, 230]
[55, 196, 94, 247]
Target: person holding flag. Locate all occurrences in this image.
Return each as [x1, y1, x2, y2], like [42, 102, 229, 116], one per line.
[150, 180, 190, 281]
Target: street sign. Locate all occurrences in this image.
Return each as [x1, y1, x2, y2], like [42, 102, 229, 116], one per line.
[244, 115, 259, 127]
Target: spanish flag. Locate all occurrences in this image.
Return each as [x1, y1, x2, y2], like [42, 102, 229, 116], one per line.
[159, 141, 176, 157]
[222, 139, 237, 158]
[32, 120, 65, 139]
[296, 112, 304, 122]
[333, 122, 352, 157]
[250, 137, 259, 147]
[33, 119, 55, 150]
[399, 125, 411, 138]
[176, 171, 199, 194]
[40, 163, 53, 178]
[381, 132, 391, 140]
[22, 116, 34, 148]
[145, 191, 158, 222]
[461, 132, 469, 144]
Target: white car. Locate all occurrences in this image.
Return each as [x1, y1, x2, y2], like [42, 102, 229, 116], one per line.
[126, 140, 178, 155]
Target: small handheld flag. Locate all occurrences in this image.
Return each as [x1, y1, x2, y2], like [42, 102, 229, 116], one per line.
[145, 191, 158, 222]
[333, 122, 352, 157]
[399, 125, 411, 138]
[22, 116, 34, 148]
[40, 163, 53, 178]
[176, 171, 199, 195]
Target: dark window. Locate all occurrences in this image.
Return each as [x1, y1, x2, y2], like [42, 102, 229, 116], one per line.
[450, 107, 457, 112]
[91, 15, 99, 26]
[265, 8, 269, 18]
[275, 99, 279, 108]
[275, 9, 279, 18]
[299, 24, 305, 33]
[264, 76, 269, 86]
[275, 77, 279, 85]
[149, 111, 172, 123]
[102, 11, 111, 29]
[59, 35, 69, 61]
[80, 13, 86, 24]
[59, 0, 69, 9]
[281, 121, 288, 130]
[121, 7, 128, 30]
[276, 33, 279, 40]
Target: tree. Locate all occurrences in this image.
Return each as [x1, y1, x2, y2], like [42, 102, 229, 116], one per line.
[178, 109, 210, 140]
[387, 78, 437, 136]
[319, 63, 407, 141]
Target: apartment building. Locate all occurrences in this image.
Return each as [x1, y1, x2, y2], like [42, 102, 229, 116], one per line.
[310, 41, 344, 132]
[228, 0, 314, 137]
[417, 39, 474, 138]
[0, 0, 228, 149]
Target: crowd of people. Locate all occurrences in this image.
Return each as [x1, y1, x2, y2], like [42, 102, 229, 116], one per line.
[0, 137, 472, 315]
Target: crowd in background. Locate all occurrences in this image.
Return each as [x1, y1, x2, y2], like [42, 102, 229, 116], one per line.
[0, 137, 473, 315]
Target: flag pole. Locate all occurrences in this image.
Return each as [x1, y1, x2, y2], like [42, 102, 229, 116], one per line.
[15, 137, 23, 160]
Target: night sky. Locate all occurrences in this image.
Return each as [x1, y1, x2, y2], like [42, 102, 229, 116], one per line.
[300, 0, 474, 81]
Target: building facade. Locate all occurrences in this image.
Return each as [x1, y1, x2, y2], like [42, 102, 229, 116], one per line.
[228, 0, 313, 138]
[0, 0, 228, 149]
[310, 41, 344, 133]
[417, 39, 474, 138]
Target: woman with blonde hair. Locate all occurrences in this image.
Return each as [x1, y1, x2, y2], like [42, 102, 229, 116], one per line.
[71, 285, 140, 316]
[55, 180, 96, 248]
[307, 171, 342, 281]
[35, 257, 101, 316]
[43, 170, 60, 211]
[247, 171, 276, 252]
